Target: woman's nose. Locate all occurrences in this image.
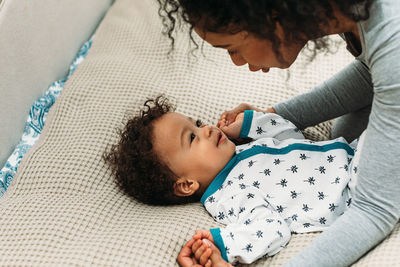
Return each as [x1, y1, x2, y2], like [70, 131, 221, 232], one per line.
[230, 54, 246, 66]
[248, 65, 262, 72]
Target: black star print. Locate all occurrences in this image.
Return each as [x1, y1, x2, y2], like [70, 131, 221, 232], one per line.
[291, 214, 298, 221]
[302, 204, 311, 212]
[229, 232, 235, 240]
[239, 183, 246, 189]
[347, 198, 352, 206]
[331, 177, 340, 184]
[244, 219, 251, 225]
[342, 164, 349, 171]
[218, 212, 225, 220]
[226, 246, 230, 254]
[239, 207, 246, 214]
[208, 196, 215, 203]
[329, 203, 338, 212]
[266, 219, 275, 223]
[276, 205, 286, 213]
[273, 159, 281, 165]
[228, 208, 235, 217]
[256, 126, 265, 135]
[353, 166, 358, 173]
[260, 169, 271, 176]
[318, 192, 325, 200]
[256, 230, 263, 238]
[299, 153, 308, 160]
[290, 191, 299, 199]
[227, 180, 233, 186]
[327, 155, 335, 163]
[253, 181, 260, 188]
[277, 231, 283, 238]
[287, 165, 298, 173]
[236, 173, 244, 180]
[248, 160, 255, 168]
[247, 193, 255, 199]
[277, 179, 288, 187]
[270, 119, 277, 126]
[303, 223, 313, 228]
[316, 166, 326, 174]
[319, 217, 327, 224]
[244, 243, 253, 252]
[304, 177, 316, 185]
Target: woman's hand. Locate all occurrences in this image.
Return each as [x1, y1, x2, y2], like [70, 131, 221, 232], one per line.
[178, 238, 208, 267]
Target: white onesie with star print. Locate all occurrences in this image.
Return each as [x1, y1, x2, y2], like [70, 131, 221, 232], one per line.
[200, 110, 358, 264]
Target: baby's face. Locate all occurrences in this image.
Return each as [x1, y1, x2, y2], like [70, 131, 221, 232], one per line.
[152, 112, 236, 193]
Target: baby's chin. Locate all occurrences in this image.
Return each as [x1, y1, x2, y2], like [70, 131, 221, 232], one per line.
[231, 137, 253, 146]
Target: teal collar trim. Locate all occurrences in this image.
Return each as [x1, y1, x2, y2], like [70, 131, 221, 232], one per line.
[200, 153, 240, 205]
[200, 141, 354, 205]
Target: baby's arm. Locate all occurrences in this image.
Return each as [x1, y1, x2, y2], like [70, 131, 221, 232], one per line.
[241, 110, 304, 141]
[204, 190, 291, 264]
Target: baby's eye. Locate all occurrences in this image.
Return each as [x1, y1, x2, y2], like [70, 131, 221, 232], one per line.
[196, 119, 203, 127]
[190, 133, 196, 143]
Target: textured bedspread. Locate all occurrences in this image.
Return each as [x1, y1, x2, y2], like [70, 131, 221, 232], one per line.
[1, 0, 398, 265]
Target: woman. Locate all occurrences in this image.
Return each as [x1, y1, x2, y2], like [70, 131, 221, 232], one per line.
[157, 0, 400, 266]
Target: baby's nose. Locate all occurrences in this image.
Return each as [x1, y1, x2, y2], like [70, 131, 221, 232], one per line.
[203, 125, 213, 137]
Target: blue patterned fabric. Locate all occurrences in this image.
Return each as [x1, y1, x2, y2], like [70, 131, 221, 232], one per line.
[0, 38, 93, 198]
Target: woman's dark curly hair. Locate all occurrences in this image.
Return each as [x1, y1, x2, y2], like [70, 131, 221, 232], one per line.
[103, 95, 200, 205]
[157, 0, 372, 61]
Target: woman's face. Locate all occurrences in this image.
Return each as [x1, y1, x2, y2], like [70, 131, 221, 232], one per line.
[194, 25, 306, 72]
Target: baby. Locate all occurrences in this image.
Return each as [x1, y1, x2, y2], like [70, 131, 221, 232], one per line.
[104, 96, 360, 266]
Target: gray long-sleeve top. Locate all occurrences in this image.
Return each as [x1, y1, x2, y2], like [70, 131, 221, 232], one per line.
[275, 0, 400, 266]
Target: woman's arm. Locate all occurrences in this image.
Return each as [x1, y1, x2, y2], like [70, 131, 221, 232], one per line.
[284, 2, 400, 264]
[274, 59, 373, 130]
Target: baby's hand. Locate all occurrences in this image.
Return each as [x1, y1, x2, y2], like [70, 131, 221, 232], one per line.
[192, 238, 233, 267]
[218, 112, 244, 140]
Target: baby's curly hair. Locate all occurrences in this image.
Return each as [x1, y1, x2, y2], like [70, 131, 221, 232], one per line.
[103, 96, 199, 205]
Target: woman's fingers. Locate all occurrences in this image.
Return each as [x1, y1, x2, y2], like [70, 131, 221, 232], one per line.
[199, 247, 212, 265]
[177, 239, 198, 267]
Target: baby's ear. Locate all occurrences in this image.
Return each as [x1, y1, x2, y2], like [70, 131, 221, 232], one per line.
[173, 178, 199, 197]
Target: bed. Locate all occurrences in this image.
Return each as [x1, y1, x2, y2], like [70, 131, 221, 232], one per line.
[0, 0, 399, 266]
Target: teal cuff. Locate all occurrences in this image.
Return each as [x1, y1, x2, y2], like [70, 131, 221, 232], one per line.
[239, 110, 253, 138]
[210, 228, 229, 262]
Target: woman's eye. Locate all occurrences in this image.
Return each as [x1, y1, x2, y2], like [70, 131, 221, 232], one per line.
[227, 50, 237, 56]
[196, 119, 203, 127]
[190, 133, 196, 143]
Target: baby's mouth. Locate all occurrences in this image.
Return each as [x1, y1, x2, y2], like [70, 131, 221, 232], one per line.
[217, 132, 226, 146]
